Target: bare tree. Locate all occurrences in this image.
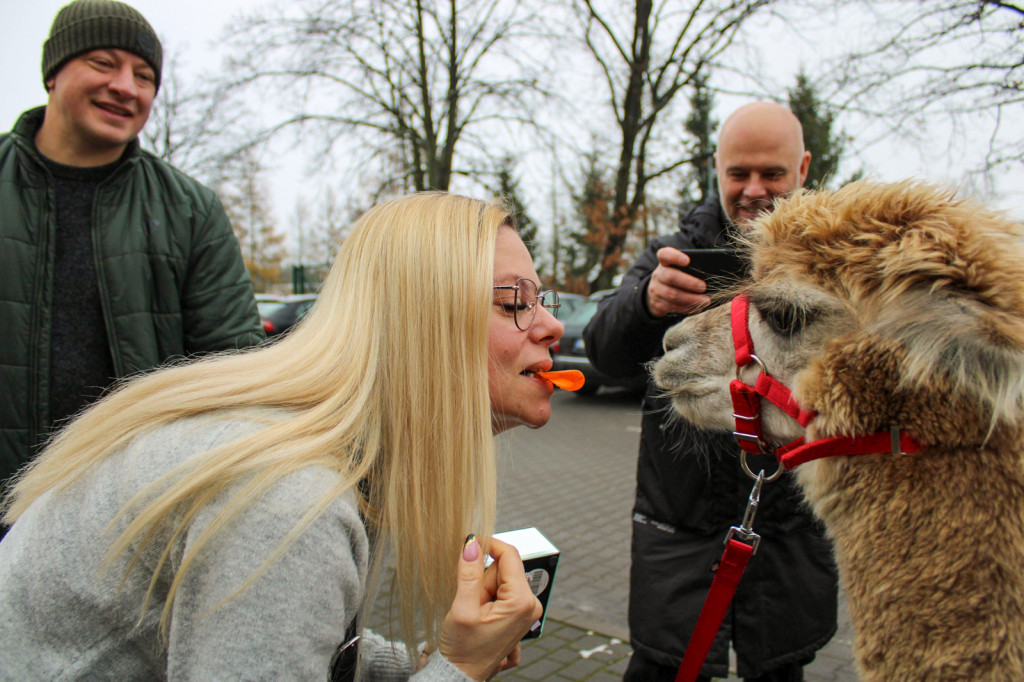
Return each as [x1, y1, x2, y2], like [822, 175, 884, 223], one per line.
[141, 48, 247, 181]
[215, 0, 549, 193]
[284, 187, 364, 291]
[574, 0, 776, 292]
[819, 0, 1023, 181]
[305, 187, 363, 266]
[214, 150, 288, 292]
[289, 198, 312, 267]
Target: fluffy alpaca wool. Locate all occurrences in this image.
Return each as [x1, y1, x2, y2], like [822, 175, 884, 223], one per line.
[654, 180, 1024, 681]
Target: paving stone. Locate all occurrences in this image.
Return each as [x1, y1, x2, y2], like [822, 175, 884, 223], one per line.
[551, 657, 607, 679]
[511, 657, 569, 680]
[606, 654, 631, 676]
[545, 645, 584, 665]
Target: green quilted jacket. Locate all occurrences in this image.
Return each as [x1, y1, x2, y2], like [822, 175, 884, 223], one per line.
[0, 107, 264, 483]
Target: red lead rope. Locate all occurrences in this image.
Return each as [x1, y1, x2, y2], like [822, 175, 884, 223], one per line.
[675, 470, 764, 682]
[676, 293, 923, 681]
[674, 539, 754, 682]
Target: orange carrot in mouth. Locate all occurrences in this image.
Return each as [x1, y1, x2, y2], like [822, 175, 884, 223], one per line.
[536, 370, 585, 391]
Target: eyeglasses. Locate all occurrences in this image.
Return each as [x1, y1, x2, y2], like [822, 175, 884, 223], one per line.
[493, 278, 560, 331]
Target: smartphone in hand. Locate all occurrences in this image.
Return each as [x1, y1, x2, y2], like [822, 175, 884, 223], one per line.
[673, 248, 749, 295]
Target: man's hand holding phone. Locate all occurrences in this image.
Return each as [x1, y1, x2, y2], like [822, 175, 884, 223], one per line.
[646, 247, 747, 318]
[646, 247, 711, 318]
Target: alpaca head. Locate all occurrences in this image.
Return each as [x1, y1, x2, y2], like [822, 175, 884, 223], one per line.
[654, 181, 1024, 467]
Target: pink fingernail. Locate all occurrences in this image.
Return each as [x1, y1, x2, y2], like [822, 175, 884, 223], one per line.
[463, 534, 479, 561]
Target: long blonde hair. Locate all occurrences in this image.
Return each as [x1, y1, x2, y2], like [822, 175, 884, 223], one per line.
[2, 191, 505, 652]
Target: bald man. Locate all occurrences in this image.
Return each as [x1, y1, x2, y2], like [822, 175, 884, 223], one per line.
[583, 102, 837, 682]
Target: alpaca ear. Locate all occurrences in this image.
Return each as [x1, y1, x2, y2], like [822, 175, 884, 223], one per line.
[877, 289, 1024, 425]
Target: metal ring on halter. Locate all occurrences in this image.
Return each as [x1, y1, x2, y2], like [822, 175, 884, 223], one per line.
[740, 450, 785, 482]
[736, 353, 768, 381]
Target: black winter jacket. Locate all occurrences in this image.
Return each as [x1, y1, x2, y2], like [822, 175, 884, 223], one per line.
[0, 108, 264, 484]
[582, 196, 838, 677]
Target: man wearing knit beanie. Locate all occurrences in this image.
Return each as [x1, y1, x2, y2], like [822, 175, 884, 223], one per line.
[35, 0, 162, 166]
[42, 0, 164, 93]
[0, 0, 264, 537]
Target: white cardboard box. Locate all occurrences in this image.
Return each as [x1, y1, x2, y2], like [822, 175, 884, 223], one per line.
[492, 527, 560, 639]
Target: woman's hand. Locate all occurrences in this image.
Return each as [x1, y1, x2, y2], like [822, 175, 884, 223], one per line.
[438, 535, 543, 681]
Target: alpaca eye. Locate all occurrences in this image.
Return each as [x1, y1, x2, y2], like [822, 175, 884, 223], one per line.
[764, 306, 804, 336]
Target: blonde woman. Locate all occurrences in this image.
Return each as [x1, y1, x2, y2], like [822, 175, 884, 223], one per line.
[0, 192, 564, 680]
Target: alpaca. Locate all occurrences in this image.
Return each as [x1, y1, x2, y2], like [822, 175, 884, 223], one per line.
[652, 180, 1024, 681]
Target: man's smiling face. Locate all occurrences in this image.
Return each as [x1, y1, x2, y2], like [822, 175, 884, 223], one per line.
[43, 48, 156, 162]
[714, 101, 811, 229]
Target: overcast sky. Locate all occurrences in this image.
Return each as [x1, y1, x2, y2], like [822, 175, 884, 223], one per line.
[5, 0, 1022, 232]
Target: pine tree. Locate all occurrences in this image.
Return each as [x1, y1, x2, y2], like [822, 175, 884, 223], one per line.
[491, 156, 539, 259]
[682, 71, 718, 207]
[788, 72, 851, 190]
[564, 151, 616, 295]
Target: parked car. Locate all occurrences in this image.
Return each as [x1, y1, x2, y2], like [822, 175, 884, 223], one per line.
[555, 292, 587, 319]
[257, 293, 318, 339]
[549, 291, 647, 395]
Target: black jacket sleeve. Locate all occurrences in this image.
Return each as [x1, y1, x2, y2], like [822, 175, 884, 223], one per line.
[182, 191, 265, 353]
[583, 197, 726, 379]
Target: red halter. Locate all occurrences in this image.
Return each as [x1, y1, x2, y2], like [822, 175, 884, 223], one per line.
[729, 294, 922, 469]
[676, 293, 925, 682]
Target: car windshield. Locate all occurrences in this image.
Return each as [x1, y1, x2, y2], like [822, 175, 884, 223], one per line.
[257, 301, 287, 316]
[565, 299, 600, 325]
[557, 295, 585, 317]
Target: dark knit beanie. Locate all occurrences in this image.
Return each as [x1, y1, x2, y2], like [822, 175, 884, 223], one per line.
[42, 0, 162, 90]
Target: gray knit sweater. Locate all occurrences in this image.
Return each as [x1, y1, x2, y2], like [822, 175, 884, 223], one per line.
[0, 413, 472, 681]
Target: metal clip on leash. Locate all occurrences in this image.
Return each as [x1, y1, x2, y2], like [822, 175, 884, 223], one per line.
[725, 470, 764, 555]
